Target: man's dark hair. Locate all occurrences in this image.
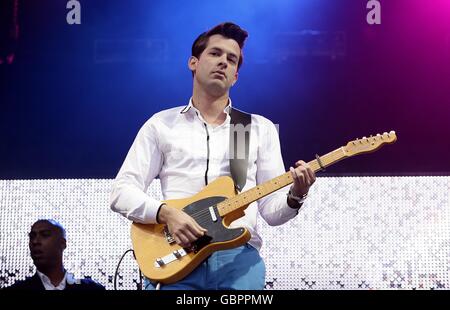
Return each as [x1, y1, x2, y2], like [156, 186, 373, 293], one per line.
[32, 219, 66, 239]
[192, 22, 248, 70]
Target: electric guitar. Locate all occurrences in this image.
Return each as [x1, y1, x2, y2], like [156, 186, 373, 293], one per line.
[131, 131, 397, 284]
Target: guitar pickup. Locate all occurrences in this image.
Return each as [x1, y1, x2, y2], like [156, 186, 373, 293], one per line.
[209, 206, 217, 222]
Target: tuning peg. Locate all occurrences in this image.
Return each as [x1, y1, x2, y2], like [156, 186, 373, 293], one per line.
[390, 130, 396, 135]
[383, 132, 388, 135]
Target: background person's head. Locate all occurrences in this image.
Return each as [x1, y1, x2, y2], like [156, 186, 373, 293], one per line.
[28, 219, 66, 272]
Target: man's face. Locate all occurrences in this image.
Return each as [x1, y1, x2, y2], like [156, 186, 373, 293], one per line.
[189, 34, 241, 96]
[29, 221, 66, 270]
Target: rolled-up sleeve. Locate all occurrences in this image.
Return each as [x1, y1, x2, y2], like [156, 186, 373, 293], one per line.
[256, 119, 299, 226]
[109, 118, 164, 224]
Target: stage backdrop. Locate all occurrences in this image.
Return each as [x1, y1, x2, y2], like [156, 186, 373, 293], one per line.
[1, 176, 449, 290]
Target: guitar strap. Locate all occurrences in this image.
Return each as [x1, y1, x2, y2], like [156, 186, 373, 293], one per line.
[229, 107, 252, 192]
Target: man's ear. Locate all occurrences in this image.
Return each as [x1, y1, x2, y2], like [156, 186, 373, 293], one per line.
[61, 238, 67, 250]
[188, 56, 198, 73]
[232, 72, 239, 86]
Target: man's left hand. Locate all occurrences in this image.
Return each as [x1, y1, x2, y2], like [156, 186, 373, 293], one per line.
[289, 160, 316, 197]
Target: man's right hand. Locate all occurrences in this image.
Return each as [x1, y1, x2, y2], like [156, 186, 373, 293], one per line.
[157, 204, 207, 248]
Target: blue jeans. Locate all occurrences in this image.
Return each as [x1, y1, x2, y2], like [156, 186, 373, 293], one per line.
[144, 244, 266, 290]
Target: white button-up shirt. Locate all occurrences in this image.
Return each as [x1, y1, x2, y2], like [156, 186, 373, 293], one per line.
[36, 270, 78, 290]
[110, 99, 299, 250]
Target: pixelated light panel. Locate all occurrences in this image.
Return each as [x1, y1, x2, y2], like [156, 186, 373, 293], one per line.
[1, 177, 449, 290]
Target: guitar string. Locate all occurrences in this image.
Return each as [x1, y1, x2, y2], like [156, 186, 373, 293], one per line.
[184, 174, 294, 221]
[166, 148, 381, 225]
[180, 152, 346, 221]
[176, 148, 387, 235]
[175, 148, 389, 224]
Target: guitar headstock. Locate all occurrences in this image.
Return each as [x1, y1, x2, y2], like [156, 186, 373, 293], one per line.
[343, 131, 397, 157]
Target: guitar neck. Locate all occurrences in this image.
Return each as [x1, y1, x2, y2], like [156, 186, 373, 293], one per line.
[217, 147, 347, 217]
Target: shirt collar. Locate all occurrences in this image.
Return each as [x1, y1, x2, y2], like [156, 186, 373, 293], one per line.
[37, 269, 67, 290]
[180, 97, 233, 115]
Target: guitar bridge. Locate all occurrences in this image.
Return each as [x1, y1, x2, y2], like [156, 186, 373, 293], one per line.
[163, 226, 176, 244]
[154, 248, 188, 268]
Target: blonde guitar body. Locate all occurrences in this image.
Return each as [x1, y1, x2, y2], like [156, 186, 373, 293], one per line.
[131, 176, 251, 285]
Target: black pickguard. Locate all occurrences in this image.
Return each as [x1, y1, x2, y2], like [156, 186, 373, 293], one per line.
[182, 196, 245, 252]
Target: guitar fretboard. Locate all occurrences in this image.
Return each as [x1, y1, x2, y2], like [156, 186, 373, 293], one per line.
[216, 147, 347, 217]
